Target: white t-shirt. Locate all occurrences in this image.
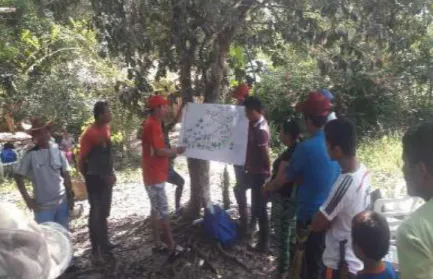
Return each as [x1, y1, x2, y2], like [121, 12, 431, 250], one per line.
[320, 163, 371, 274]
[15, 144, 70, 207]
[327, 112, 337, 122]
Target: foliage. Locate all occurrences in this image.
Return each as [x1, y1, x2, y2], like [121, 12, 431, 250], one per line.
[0, 0, 127, 138]
[358, 134, 404, 195]
[2, 0, 433, 212]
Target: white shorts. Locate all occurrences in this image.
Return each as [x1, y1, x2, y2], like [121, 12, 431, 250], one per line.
[145, 183, 169, 220]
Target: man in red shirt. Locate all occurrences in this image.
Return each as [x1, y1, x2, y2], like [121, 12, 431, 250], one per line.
[79, 101, 116, 263]
[142, 95, 185, 254]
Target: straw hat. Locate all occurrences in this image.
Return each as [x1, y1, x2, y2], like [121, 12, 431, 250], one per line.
[21, 118, 54, 134]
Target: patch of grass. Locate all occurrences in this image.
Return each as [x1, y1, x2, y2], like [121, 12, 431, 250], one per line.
[116, 167, 142, 184]
[358, 134, 404, 195]
[0, 178, 18, 194]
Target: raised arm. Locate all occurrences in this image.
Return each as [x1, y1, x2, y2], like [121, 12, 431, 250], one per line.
[165, 104, 184, 132]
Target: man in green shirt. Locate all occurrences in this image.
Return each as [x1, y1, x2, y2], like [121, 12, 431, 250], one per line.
[398, 122, 433, 279]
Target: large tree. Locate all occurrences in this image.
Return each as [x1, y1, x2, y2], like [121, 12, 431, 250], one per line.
[89, 0, 266, 218]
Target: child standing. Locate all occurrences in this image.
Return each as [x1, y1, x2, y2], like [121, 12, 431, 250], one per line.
[311, 118, 371, 278]
[352, 211, 397, 279]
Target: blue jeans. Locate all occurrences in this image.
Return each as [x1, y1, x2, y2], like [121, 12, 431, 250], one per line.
[34, 199, 69, 230]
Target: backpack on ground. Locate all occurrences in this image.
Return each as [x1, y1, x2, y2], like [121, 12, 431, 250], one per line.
[203, 205, 237, 246]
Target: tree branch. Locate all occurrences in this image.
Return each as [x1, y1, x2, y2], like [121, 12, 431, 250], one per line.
[24, 47, 81, 75]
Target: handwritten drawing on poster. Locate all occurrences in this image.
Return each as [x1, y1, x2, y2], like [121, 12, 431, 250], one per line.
[179, 102, 249, 165]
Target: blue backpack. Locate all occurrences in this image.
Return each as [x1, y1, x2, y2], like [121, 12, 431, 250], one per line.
[203, 205, 237, 246]
[1, 149, 17, 164]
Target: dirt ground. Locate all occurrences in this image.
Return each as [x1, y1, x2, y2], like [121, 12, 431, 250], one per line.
[1, 159, 278, 279]
[0, 125, 279, 278]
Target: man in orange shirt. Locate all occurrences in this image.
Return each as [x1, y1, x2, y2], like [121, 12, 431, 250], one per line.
[79, 101, 116, 263]
[142, 95, 185, 255]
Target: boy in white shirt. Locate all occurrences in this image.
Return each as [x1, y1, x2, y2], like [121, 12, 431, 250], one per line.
[311, 118, 371, 278]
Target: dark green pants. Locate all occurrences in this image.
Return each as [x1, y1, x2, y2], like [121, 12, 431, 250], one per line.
[271, 193, 297, 275]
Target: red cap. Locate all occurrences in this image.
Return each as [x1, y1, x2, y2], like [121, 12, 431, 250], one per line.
[147, 95, 169, 109]
[296, 91, 332, 117]
[233, 83, 250, 99]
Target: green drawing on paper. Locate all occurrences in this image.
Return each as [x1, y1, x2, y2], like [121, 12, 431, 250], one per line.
[182, 106, 237, 151]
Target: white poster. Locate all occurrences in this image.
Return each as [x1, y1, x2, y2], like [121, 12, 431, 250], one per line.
[179, 102, 249, 165]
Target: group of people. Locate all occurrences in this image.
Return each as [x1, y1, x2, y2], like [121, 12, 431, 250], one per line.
[7, 84, 433, 279]
[230, 84, 433, 279]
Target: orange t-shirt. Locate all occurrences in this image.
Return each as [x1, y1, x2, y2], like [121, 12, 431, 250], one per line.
[142, 116, 169, 185]
[79, 125, 111, 160]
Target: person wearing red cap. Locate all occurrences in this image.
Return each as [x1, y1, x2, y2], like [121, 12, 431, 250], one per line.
[232, 83, 250, 105]
[142, 95, 185, 255]
[79, 101, 116, 263]
[264, 91, 340, 279]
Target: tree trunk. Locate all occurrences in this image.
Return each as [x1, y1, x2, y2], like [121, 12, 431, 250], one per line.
[179, 0, 256, 219]
[179, 52, 210, 219]
[181, 34, 231, 219]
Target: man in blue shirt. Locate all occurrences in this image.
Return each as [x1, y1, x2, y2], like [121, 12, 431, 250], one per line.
[265, 91, 340, 279]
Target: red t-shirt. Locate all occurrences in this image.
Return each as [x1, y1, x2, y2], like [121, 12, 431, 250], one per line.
[142, 116, 169, 185]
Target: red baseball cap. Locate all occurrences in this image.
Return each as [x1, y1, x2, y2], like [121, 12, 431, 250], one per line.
[232, 83, 250, 99]
[147, 95, 169, 109]
[296, 91, 332, 117]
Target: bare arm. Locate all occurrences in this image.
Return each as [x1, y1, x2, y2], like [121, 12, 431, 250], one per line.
[266, 161, 290, 191]
[154, 146, 185, 158]
[61, 171, 75, 210]
[311, 211, 332, 232]
[14, 174, 36, 210]
[62, 171, 73, 191]
[165, 104, 184, 132]
[261, 145, 271, 175]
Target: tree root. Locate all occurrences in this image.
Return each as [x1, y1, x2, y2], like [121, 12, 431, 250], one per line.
[192, 242, 219, 275]
[216, 242, 251, 273]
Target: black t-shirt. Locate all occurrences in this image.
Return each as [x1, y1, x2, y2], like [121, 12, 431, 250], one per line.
[272, 145, 296, 196]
